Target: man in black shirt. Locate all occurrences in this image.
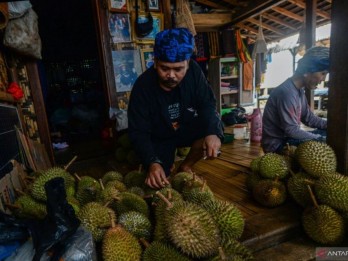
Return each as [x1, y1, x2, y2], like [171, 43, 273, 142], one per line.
[128, 28, 223, 188]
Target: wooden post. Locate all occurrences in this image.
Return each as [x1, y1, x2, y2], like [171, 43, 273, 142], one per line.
[327, 0, 348, 174]
[305, 0, 317, 110]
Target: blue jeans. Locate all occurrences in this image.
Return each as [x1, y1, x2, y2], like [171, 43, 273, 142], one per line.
[275, 129, 327, 153]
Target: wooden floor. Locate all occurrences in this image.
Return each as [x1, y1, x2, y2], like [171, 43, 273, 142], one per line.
[190, 139, 317, 260]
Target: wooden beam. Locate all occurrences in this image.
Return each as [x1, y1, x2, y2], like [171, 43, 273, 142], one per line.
[272, 6, 304, 22]
[192, 13, 233, 26]
[223, 0, 288, 26]
[162, 0, 172, 29]
[236, 23, 274, 41]
[221, 0, 248, 7]
[195, 0, 230, 10]
[327, 0, 348, 174]
[247, 17, 285, 35]
[262, 12, 298, 30]
[288, 0, 331, 19]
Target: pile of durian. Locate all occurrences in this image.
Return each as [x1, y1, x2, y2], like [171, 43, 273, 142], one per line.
[248, 140, 348, 245]
[114, 133, 140, 166]
[9, 165, 254, 260]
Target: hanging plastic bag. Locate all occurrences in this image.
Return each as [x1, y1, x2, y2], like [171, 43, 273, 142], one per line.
[7, 1, 31, 19]
[252, 16, 268, 59]
[175, 0, 196, 36]
[3, 8, 42, 59]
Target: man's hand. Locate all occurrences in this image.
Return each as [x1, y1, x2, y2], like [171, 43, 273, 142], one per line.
[203, 134, 222, 159]
[146, 163, 170, 189]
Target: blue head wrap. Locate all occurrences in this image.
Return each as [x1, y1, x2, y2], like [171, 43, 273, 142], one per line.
[154, 28, 194, 62]
[296, 46, 330, 74]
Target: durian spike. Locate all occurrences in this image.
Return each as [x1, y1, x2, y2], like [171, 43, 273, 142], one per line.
[307, 185, 319, 208]
[139, 238, 150, 248]
[5, 203, 20, 210]
[138, 164, 142, 173]
[155, 191, 173, 209]
[64, 155, 78, 170]
[15, 188, 25, 196]
[99, 179, 105, 190]
[74, 173, 81, 181]
[167, 189, 172, 201]
[108, 210, 116, 228]
[218, 246, 227, 261]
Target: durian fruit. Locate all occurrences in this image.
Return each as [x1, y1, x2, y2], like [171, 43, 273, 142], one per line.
[207, 239, 254, 261]
[118, 211, 152, 240]
[102, 215, 142, 261]
[296, 141, 337, 178]
[246, 172, 262, 191]
[181, 179, 214, 206]
[252, 179, 287, 208]
[142, 241, 192, 261]
[102, 171, 124, 185]
[164, 201, 220, 259]
[77, 202, 115, 242]
[123, 170, 146, 188]
[287, 172, 316, 208]
[114, 192, 149, 217]
[127, 150, 140, 165]
[31, 167, 75, 202]
[97, 185, 121, 210]
[127, 186, 145, 197]
[118, 132, 132, 149]
[250, 157, 262, 174]
[302, 205, 345, 245]
[75, 176, 101, 206]
[115, 147, 128, 162]
[12, 194, 47, 219]
[67, 196, 80, 214]
[202, 198, 245, 242]
[314, 173, 348, 212]
[104, 180, 127, 192]
[170, 171, 195, 193]
[177, 147, 191, 157]
[153, 190, 183, 242]
[259, 153, 289, 179]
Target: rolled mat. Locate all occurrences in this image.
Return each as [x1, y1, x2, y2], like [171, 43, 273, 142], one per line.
[0, 3, 9, 30]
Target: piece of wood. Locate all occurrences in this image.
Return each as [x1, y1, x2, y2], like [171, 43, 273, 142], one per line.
[272, 6, 304, 22]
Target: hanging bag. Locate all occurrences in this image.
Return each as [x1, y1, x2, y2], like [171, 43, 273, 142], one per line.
[3, 8, 42, 59]
[135, 0, 153, 38]
[175, 0, 196, 36]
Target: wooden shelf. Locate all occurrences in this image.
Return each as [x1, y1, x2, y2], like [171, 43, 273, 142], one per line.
[221, 89, 238, 95]
[221, 75, 239, 79]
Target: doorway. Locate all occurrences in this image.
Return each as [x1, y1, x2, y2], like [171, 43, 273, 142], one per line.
[33, 0, 113, 165]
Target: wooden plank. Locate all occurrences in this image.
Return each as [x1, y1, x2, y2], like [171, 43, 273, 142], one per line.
[246, 17, 285, 35]
[192, 13, 233, 26]
[195, 0, 230, 10]
[287, 0, 331, 19]
[272, 6, 304, 22]
[262, 12, 298, 30]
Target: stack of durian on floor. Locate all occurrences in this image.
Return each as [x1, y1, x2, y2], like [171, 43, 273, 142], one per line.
[9, 162, 253, 260]
[248, 140, 348, 246]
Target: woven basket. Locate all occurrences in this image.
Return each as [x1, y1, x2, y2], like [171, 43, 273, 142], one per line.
[175, 0, 196, 36]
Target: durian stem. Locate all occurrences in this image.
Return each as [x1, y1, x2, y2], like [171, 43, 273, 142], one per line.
[74, 173, 81, 181]
[218, 246, 227, 260]
[307, 185, 319, 208]
[139, 238, 150, 248]
[138, 164, 142, 173]
[15, 188, 25, 196]
[25, 176, 35, 180]
[274, 177, 279, 183]
[289, 169, 296, 177]
[18, 175, 27, 189]
[201, 179, 206, 191]
[108, 210, 116, 228]
[304, 179, 315, 186]
[5, 203, 20, 210]
[64, 155, 78, 170]
[99, 179, 105, 190]
[167, 189, 172, 201]
[155, 191, 173, 209]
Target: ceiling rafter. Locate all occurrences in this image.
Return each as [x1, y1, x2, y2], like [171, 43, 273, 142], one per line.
[272, 6, 304, 22]
[195, 0, 230, 10]
[262, 13, 298, 30]
[287, 0, 331, 19]
[246, 17, 285, 35]
[221, 0, 248, 7]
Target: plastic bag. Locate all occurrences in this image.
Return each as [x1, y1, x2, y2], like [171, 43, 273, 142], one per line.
[5, 227, 97, 261]
[109, 107, 128, 131]
[3, 8, 42, 59]
[8, 1, 31, 19]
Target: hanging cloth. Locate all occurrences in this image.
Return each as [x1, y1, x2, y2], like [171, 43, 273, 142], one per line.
[235, 29, 251, 63]
[252, 16, 268, 59]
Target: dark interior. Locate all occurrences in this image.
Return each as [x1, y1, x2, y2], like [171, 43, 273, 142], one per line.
[32, 0, 113, 165]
